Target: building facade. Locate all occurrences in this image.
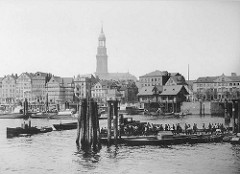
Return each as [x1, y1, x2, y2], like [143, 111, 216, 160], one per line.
[74, 74, 96, 101]
[31, 72, 48, 104]
[16, 73, 33, 104]
[1, 75, 17, 104]
[91, 81, 108, 103]
[193, 73, 240, 101]
[62, 77, 74, 103]
[139, 70, 169, 88]
[46, 76, 65, 104]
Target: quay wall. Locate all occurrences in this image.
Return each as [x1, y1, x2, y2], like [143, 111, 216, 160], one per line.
[181, 102, 211, 115]
[181, 101, 225, 115]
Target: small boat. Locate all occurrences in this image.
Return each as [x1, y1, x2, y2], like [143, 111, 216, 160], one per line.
[50, 109, 74, 119]
[230, 133, 240, 144]
[0, 113, 28, 119]
[7, 126, 53, 138]
[0, 106, 28, 119]
[31, 111, 57, 119]
[53, 122, 77, 130]
[126, 106, 144, 115]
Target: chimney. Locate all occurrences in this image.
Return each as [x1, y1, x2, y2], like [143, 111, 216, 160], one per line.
[231, 73, 237, 77]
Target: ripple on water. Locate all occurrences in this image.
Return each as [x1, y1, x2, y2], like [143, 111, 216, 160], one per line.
[1, 116, 240, 174]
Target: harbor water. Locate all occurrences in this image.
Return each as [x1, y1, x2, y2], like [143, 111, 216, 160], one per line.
[1, 115, 240, 174]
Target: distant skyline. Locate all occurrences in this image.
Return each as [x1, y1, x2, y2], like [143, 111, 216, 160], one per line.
[0, 1, 240, 80]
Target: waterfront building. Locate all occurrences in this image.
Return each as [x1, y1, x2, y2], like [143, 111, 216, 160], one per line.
[31, 72, 48, 104]
[46, 76, 74, 105]
[15, 72, 34, 104]
[95, 27, 137, 81]
[91, 80, 122, 103]
[159, 85, 189, 103]
[193, 73, 240, 101]
[139, 70, 169, 88]
[46, 76, 65, 104]
[91, 81, 111, 103]
[62, 77, 74, 103]
[120, 81, 138, 104]
[137, 86, 163, 103]
[74, 74, 97, 101]
[1, 75, 17, 104]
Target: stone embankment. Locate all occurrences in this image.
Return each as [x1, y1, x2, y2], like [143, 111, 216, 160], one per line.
[181, 102, 212, 115]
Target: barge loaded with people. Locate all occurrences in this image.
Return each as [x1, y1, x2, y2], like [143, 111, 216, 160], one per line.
[99, 115, 230, 146]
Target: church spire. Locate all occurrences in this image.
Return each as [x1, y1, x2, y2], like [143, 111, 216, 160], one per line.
[101, 22, 104, 33]
[96, 25, 108, 75]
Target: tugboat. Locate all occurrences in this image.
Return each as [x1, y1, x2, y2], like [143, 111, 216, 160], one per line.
[6, 120, 53, 138]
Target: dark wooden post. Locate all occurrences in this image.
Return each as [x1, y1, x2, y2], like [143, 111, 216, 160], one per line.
[199, 100, 202, 115]
[76, 98, 100, 150]
[81, 99, 87, 147]
[166, 99, 168, 113]
[113, 100, 119, 142]
[232, 101, 235, 133]
[23, 98, 28, 116]
[107, 100, 113, 145]
[238, 100, 240, 133]
[119, 114, 124, 139]
[172, 100, 174, 113]
[76, 101, 81, 145]
[95, 102, 100, 147]
[87, 99, 93, 147]
[91, 100, 98, 149]
[202, 103, 205, 115]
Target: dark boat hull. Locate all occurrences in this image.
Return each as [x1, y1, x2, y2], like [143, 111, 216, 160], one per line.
[7, 127, 53, 138]
[100, 134, 223, 146]
[53, 122, 77, 130]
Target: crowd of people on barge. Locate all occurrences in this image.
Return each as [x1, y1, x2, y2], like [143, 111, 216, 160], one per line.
[119, 122, 227, 136]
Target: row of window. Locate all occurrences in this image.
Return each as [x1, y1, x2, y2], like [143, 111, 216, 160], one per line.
[92, 93, 105, 97]
[140, 77, 161, 83]
[197, 87, 240, 93]
[142, 83, 161, 87]
[196, 82, 240, 87]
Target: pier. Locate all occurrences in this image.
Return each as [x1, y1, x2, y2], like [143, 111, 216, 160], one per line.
[74, 98, 240, 147]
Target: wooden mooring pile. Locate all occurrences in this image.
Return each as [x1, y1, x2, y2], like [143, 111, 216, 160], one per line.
[76, 98, 100, 150]
[76, 99, 120, 149]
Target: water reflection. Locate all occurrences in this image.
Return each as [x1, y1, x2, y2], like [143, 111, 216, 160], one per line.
[75, 145, 101, 163]
[106, 145, 119, 159]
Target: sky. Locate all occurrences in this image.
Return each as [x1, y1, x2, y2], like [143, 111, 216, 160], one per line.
[0, 0, 240, 80]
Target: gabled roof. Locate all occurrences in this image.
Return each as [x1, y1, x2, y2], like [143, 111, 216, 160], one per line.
[160, 85, 188, 96]
[169, 72, 181, 76]
[49, 76, 62, 84]
[137, 86, 163, 96]
[170, 75, 187, 85]
[196, 76, 217, 83]
[62, 77, 73, 86]
[196, 75, 240, 83]
[35, 72, 48, 77]
[139, 70, 168, 78]
[18, 72, 34, 79]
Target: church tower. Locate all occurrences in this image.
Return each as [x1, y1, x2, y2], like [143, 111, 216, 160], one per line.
[96, 27, 108, 77]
